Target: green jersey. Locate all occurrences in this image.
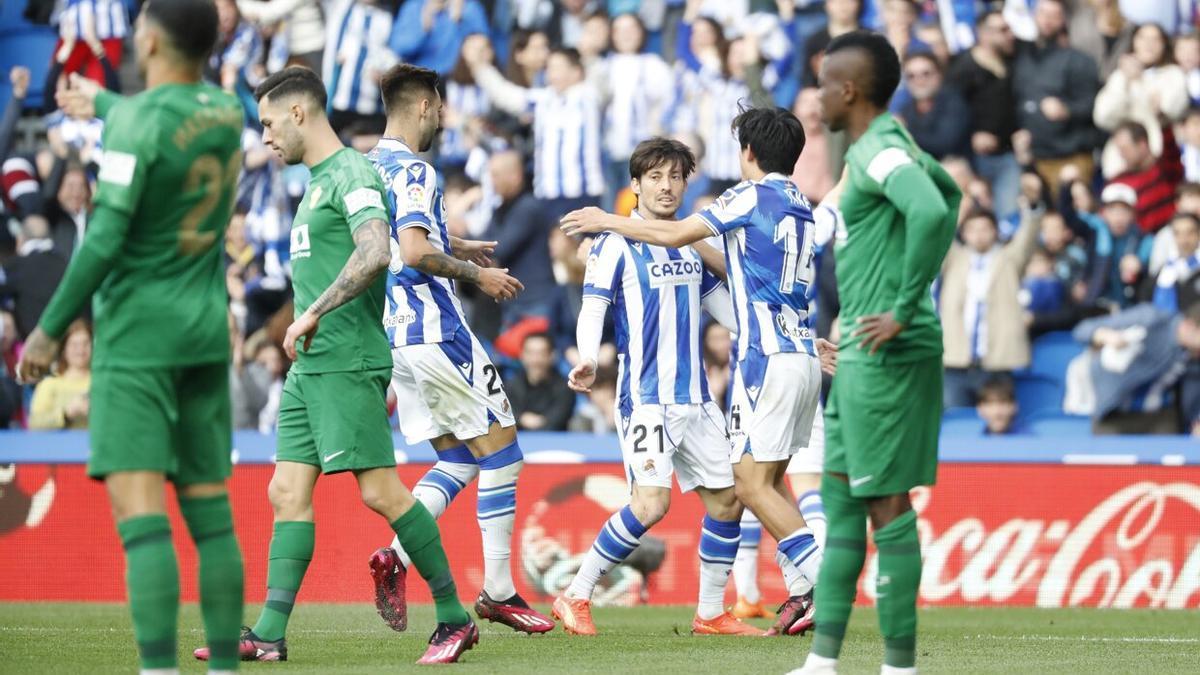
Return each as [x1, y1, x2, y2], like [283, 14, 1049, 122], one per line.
[289, 147, 392, 374]
[40, 83, 243, 368]
[836, 113, 961, 364]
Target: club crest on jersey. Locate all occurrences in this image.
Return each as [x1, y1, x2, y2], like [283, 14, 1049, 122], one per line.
[290, 224, 311, 260]
[643, 459, 656, 475]
[309, 186, 324, 209]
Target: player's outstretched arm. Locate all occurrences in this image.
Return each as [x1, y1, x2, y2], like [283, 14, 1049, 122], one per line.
[560, 207, 712, 248]
[283, 218, 391, 360]
[692, 239, 727, 281]
[400, 228, 522, 301]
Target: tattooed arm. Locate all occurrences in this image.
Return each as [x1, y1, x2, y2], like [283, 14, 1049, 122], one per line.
[282, 218, 391, 359]
[399, 227, 523, 301]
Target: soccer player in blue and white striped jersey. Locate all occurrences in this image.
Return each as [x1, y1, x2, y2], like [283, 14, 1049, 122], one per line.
[364, 64, 555, 636]
[551, 137, 760, 637]
[562, 106, 837, 636]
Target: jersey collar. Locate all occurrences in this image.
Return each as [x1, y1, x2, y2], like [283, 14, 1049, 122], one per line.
[376, 137, 415, 153]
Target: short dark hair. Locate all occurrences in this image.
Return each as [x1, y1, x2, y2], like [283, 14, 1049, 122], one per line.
[143, 0, 219, 62]
[1185, 106, 1200, 124]
[523, 332, 555, 351]
[549, 47, 584, 70]
[964, 207, 998, 230]
[628, 138, 696, 181]
[903, 50, 941, 74]
[254, 66, 327, 110]
[1173, 212, 1200, 233]
[380, 63, 441, 114]
[825, 30, 902, 109]
[978, 376, 1015, 403]
[1178, 182, 1200, 200]
[1115, 120, 1150, 145]
[975, 8, 1004, 29]
[731, 105, 806, 175]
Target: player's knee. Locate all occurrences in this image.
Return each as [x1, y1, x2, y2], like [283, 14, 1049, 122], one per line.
[359, 482, 413, 521]
[733, 481, 763, 511]
[267, 474, 312, 520]
[706, 489, 742, 521]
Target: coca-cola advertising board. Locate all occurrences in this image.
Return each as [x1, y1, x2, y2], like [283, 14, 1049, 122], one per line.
[1, 463, 1197, 608]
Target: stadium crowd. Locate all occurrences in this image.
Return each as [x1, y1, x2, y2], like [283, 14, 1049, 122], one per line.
[4, 0, 1200, 436]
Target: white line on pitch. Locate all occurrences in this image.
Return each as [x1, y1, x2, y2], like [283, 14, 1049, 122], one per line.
[969, 634, 1199, 644]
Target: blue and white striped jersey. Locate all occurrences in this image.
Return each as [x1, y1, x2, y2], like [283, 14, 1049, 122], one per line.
[367, 138, 467, 347]
[528, 85, 605, 199]
[698, 174, 818, 357]
[582, 216, 724, 413]
[58, 0, 128, 41]
[323, 0, 397, 116]
[602, 53, 673, 162]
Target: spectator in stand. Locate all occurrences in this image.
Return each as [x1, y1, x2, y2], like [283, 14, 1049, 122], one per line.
[1149, 182, 1200, 276]
[1117, 0, 1191, 35]
[1090, 183, 1155, 307]
[598, 13, 673, 210]
[323, 0, 399, 134]
[463, 37, 606, 218]
[390, 0, 489, 75]
[1013, 0, 1101, 194]
[27, 320, 91, 430]
[916, 21, 952, 67]
[939, 205, 1043, 407]
[1181, 108, 1200, 183]
[1175, 34, 1200, 106]
[576, 12, 611, 74]
[569, 364, 617, 433]
[1152, 213, 1200, 312]
[789, 88, 838, 203]
[210, 0, 263, 93]
[1073, 303, 1200, 434]
[801, 0, 862, 87]
[0, 216, 68, 340]
[54, 0, 128, 85]
[1069, 0, 1133, 80]
[235, 0, 327, 74]
[1094, 23, 1188, 180]
[486, 149, 557, 330]
[947, 10, 1020, 221]
[1021, 247, 1066, 321]
[976, 376, 1019, 435]
[45, 162, 90, 256]
[0, 311, 19, 428]
[506, 29, 551, 88]
[880, 0, 930, 62]
[1107, 121, 1184, 236]
[897, 51, 970, 160]
[440, 42, 494, 171]
[508, 332, 575, 431]
[1026, 209, 1098, 335]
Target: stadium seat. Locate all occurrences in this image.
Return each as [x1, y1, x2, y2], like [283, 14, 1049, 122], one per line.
[1023, 411, 1091, 437]
[0, 26, 57, 111]
[940, 409, 984, 436]
[1013, 372, 1064, 416]
[0, 0, 30, 32]
[942, 406, 979, 421]
[1023, 331, 1083, 384]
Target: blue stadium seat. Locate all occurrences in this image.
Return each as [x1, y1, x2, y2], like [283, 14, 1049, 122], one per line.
[0, 26, 57, 111]
[0, 0, 30, 32]
[940, 409, 984, 436]
[942, 406, 979, 421]
[1023, 411, 1091, 436]
[1024, 331, 1083, 384]
[1014, 373, 1064, 416]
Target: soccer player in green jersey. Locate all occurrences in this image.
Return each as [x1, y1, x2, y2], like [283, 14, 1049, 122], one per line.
[193, 66, 477, 666]
[791, 32, 961, 675]
[17, 1, 246, 672]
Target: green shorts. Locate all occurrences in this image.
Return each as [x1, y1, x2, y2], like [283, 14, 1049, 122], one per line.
[88, 362, 232, 485]
[824, 356, 942, 497]
[275, 368, 394, 474]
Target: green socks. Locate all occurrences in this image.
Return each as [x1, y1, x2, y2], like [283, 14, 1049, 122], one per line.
[812, 474, 867, 661]
[251, 520, 315, 641]
[180, 494, 244, 670]
[874, 509, 921, 669]
[117, 514, 179, 670]
[391, 502, 470, 625]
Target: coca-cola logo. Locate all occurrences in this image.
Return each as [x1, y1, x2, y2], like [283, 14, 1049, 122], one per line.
[859, 482, 1200, 609]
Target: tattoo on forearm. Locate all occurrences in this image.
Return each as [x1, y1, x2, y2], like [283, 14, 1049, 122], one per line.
[414, 251, 480, 283]
[307, 219, 390, 318]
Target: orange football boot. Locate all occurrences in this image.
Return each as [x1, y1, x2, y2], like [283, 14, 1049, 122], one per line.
[551, 596, 597, 636]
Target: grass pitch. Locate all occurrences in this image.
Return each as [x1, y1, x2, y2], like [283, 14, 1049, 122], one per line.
[0, 603, 1196, 674]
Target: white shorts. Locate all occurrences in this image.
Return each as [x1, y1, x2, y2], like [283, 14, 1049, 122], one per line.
[390, 327, 515, 445]
[786, 401, 825, 475]
[728, 351, 821, 464]
[616, 401, 734, 493]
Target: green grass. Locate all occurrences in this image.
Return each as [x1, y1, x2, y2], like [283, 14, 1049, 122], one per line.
[1, 603, 1197, 674]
